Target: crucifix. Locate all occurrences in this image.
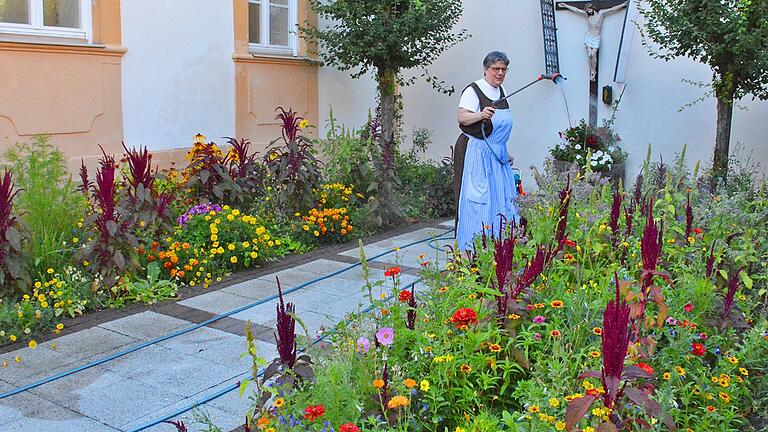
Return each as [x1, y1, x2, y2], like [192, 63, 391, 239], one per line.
[556, 0, 628, 127]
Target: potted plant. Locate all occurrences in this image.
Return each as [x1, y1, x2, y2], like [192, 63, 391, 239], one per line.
[549, 120, 626, 183]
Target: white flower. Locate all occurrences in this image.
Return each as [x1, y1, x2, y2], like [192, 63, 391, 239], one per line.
[595, 150, 604, 157]
[608, 146, 615, 152]
[575, 154, 582, 159]
[575, 144, 582, 150]
[590, 160, 598, 166]
[558, 144, 565, 150]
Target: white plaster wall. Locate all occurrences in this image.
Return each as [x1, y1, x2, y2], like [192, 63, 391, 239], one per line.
[318, 0, 768, 183]
[121, 0, 235, 151]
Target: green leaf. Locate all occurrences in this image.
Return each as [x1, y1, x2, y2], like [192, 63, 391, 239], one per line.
[238, 379, 251, 398]
[741, 272, 753, 289]
[719, 269, 728, 280]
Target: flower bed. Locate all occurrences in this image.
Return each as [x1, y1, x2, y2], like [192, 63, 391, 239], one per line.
[226, 155, 767, 432]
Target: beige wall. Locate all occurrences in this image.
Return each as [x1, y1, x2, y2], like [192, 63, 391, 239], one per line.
[0, 0, 125, 169]
[232, 0, 318, 153]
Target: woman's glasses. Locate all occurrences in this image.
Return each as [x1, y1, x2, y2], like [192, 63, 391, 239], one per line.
[489, 66, 508, 74]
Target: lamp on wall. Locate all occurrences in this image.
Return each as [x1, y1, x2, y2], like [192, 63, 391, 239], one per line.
[602, 85, 613, 105]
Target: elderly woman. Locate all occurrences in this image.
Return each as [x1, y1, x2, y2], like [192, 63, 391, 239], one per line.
[454, 51, 520, 250]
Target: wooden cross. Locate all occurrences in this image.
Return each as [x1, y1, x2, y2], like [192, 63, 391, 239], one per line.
[556, 0, 628, 127]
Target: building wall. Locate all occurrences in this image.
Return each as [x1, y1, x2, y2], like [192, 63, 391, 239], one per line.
[0, 0, 124, 169]
[121, 0, 237, 154]
[318, 0, 768, 183]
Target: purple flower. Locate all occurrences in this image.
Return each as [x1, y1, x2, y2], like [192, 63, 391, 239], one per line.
[375, 327, 394, 346]
[533, 315, 546, 324]
[533, 332, 542, 341]
[666, 316, 677, 326]
[356, 337, 370, 353]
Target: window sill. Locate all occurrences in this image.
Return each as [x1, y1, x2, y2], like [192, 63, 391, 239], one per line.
[0, 39, 127, 56]
[233, 52, 317, 66]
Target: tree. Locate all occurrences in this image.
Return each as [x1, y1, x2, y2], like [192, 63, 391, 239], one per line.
[299, 0, 467, 224]
[638, 0, 768, 183]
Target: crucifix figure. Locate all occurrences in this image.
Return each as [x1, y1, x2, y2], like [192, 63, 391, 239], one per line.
[558, 1, 627, 81]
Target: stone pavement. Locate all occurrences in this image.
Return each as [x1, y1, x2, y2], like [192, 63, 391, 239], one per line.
[0, 221, 455, 432]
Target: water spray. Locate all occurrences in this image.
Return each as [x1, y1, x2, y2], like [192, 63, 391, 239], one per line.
[490, 72, 566, 107]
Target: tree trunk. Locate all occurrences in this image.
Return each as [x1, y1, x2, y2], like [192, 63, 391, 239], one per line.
[712, 96, 734, 185]
[373, 67, 403, 225]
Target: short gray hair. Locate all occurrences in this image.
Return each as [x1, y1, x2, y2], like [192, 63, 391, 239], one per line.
[483, 51, 510, 69]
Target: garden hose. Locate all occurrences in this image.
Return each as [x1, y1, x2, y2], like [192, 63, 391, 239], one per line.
[0, 227, 453, 400]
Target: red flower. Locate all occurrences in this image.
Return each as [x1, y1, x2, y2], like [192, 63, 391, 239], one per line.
[563, 239, 576, 248]
[636, 362, 654, 375]
[450, 308, 478, 329]
[586, 388, 599, 396]
[340, 424, 360, 432]
[398, 290, 413, 303]
[691, 342, 706, 357]
[586, 135, 598, 147]
[693, 227, 703, 235]
[303, 404, 326, 422]
[684, 303, 693, 313]
[384, 267, 401, 277]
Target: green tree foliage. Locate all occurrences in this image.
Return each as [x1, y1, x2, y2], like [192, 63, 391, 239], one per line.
[299, 0, 467, 225]
[639, 0, 768, 182]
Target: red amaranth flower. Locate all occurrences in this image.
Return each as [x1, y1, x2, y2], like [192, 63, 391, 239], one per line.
[601, 273, 631, 408]
[123, 143, 154, 200]
[492, 214, 516, 316]
[275, 107, 303, 143]
[451, 308, 478, 329]
[78, 158, 92, 195]
[609, 191, 623, 242]
[684, 192, 694, 240]
[303, 404, 326, 422]
[274, 277, 297, 367]
[691, 342, 706, 357]
[722, 268, 743, 325]
[384, 266, 401, 277]
[705, 240, 717, 278]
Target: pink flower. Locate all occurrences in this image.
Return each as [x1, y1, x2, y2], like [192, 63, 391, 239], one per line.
[376, 327, 394, 346]
[356, 337, 370, 353]
[533, 315, 546, 324]
[684, 303, 693, 313]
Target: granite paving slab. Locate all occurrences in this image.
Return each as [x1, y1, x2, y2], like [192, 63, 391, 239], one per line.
[221, 278, 279, 300]
[0, 343, 71, 385]
[178, 291, 259, 316]
[439, 219, 455, 227]
[98, 311, 192, 341]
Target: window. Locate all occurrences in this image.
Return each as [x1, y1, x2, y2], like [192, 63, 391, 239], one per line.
[0, 0, 91, 41]
[248, 0, 297, 55]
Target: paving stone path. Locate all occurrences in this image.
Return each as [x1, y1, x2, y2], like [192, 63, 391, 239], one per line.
[0, 221, 455, 432]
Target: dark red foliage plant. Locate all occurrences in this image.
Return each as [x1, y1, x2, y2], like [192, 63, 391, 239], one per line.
[0, 170, 29, 297]
[609, 191, 622, 244]
[274, 278, 297, 368]
[78, 158, 92, 195]
[565, 274, 675, 431]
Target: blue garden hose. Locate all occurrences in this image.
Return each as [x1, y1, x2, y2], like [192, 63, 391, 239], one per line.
[0, 227, 453, 401]
[128, 280, 419, 432]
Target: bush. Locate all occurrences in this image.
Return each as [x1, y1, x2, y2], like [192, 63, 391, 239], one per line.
[396, 128, 455, 219]
[4, 136, 86, 276]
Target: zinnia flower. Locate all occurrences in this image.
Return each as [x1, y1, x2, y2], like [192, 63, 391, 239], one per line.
[533, 315, 546, 324]
[398, 290, 413, 302]
[386, 395, 409, 409]
[450, 308, 478, 329]
[404, 378, 416, 388]
[691, 342, 706, 356]
[303, 404, 325, 421]
[339, 423, 360, 432]
[384, 267, 401, 277]
[376, 327, 394, 346]
[636, 362, 654, 375]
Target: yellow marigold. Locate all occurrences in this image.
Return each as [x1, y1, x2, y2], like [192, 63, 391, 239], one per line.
[28, 340, 37, 349]
[548, 398, 560, 408]
[555, 421, 566, 431]
[404, 379, 416, 388]
[420, 380, 430, 392]
[373, 379, 385, 389]
[230, 256, 238, 264]
[387, 395, 409, 409]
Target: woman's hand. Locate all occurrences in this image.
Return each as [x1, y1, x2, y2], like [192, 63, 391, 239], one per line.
[479, 106, 496, 121]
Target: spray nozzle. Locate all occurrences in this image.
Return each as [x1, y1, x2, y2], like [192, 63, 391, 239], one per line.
[539, 72, 566, 84]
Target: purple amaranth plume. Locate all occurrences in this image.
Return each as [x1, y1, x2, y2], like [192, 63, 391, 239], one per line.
[78, 158, 92, 195]
[406, 285, 417, 330]
[624, 203, 634, 237]
[163, 420, 188, 432]
[224, 137, 254, 178]
[601, 273, 631, 408]
[722, 268, 743, 324]
[94, 148, 120, 241]
[684, 192, 693, 241]
[274, 277, 297, 368]
[609, 191, 623, 243]
[492, 214, 516, 316]
[275, 107, 302, 143]
[545, 178, 571, 265]
[0, 171, 19, 264]
[512, 245, 546, 300]
[705, 241, 716, 278]
[640, 201, 663, 280]
[122, 143, 154, 197]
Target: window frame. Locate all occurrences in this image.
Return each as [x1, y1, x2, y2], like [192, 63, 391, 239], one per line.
[248, 0, 298, 56]
[0, 0, 92, 42]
